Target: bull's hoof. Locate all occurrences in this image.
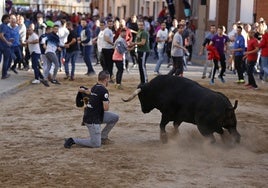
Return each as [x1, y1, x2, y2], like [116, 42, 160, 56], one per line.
[209, 134, 216, 144]
[160, 133, 168, 144]
[172, 129, 179, 136]
[234, 135, 241, 144]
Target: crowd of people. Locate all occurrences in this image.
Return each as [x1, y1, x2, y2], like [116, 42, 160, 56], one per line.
[0, 10, 197, 87]
[199, 18, 268, 89]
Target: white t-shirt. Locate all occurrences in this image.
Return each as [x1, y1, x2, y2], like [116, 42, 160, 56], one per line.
[28, 32, 41, 54]
[157, 28, 168, 49]
[97, 30, 105, 52]
[58, 26, 69, 46]
[171, 32, 183, 57]
[102, 28, 113, 49]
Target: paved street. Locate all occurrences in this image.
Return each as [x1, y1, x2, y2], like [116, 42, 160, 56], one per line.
[0, 52, 238, 97]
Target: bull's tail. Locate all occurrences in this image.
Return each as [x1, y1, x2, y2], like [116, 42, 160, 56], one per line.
[233, 100, 238, 110]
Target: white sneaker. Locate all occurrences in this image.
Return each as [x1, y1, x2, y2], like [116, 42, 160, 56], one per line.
[32, 79, 40, 84]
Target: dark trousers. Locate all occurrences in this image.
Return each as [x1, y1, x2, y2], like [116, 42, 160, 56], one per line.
[57, 47, 66, 69]
[102, 48, 114, 78]
[0, 47, 11, 77]
[10, 45, 23, 70]
[31, 52, 43, 80]
[234, 55, 245, 80]
[65, 50, 79, 77]
[212, 54, 226, 80]
[114, 60, 124, 84]
[130, 49, 137, 65]
[247, 60, 258, 88]
[168, 56, 184, 76]
[186, 45, 193, 61]
[83, 45, 95, 74]
[137, 51, 149, 84]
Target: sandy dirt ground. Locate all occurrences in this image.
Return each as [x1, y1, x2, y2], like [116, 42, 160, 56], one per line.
[0, 73, 268, 188]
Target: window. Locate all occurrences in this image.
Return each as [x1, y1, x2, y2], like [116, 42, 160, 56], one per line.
[209, 0, 217, 21]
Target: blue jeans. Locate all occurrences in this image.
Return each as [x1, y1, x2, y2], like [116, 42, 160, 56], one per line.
[64, 50, 79, 77]
[57, 47, 66, 69]
[0, 46, 11, 77]
[83, 45, 95, 73]
[31, 52, 43, 80]
[73, 111, 119, 148]
[154, 48, 165, 73]
[10, 45, 22, 69]
[261, 56, 268, 81]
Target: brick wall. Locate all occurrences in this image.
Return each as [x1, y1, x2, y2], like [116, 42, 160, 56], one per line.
[256, 0, 268, 22]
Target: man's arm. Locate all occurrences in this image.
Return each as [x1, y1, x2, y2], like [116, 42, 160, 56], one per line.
[103, 101, 109, 111]
[0, 32, 12, 46]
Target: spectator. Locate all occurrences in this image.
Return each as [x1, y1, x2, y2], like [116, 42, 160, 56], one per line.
[80, 18, 95, 76]
[209, 26, 229, 85]
[26, 26, 44, 84]
[64, 21, 79, 81]
[17, 14, 28, 70]
[127, 15, 138, 67]
[95, 20, 106, 69]
[199, 24, 217, 79]
[243, 30, 259, 89]
[102, 19, 115, 82]
[154, 22, 168, 74]
[112, 28, 134, 89]
[168, 24, 189, 77]
[259, 29, 268, 83]
[0, 14, 12, 79]
[41, 25, 61, 87]
[57, 19, 69, 72]
[135, 20, 150, 84]
[9, 15, 22, 75]
[231, 25, 245, 83]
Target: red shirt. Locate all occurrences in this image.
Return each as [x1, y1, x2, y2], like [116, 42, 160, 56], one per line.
[259, 32, 268, 57]
[247, 38, 258, 61]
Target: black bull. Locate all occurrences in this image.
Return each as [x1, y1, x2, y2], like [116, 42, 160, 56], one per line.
[122, 75, 241, 144]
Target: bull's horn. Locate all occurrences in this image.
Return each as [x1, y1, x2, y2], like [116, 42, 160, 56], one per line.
[122, 88, 141, 102]
[233, 100, 238, 110]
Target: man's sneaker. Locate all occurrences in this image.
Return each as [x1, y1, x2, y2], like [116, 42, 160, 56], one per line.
[167, 63, 172, 68]
[69, 76, 74, 81]
[154, 71, 160, 75]
[219, 76, 225, 83]
[51, 79, 61, 85]
[1, 74, 10, 79]
[32, 79, 40, 84]
[201, 75, 206, 79]
[235, 79, 245, 84]
[209, 79, 215, 85]
[40, 79, 50, 87]
[239, 79, 245, 83]
[115, 84, 123, 90]
[64, 75, 69, 80]
[132, 64, 137, 68]
[11, 68, 18, 74]
[101, 138, 114, 145]
[64, 138, 75, 148]
[247, 85, 259, 90]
